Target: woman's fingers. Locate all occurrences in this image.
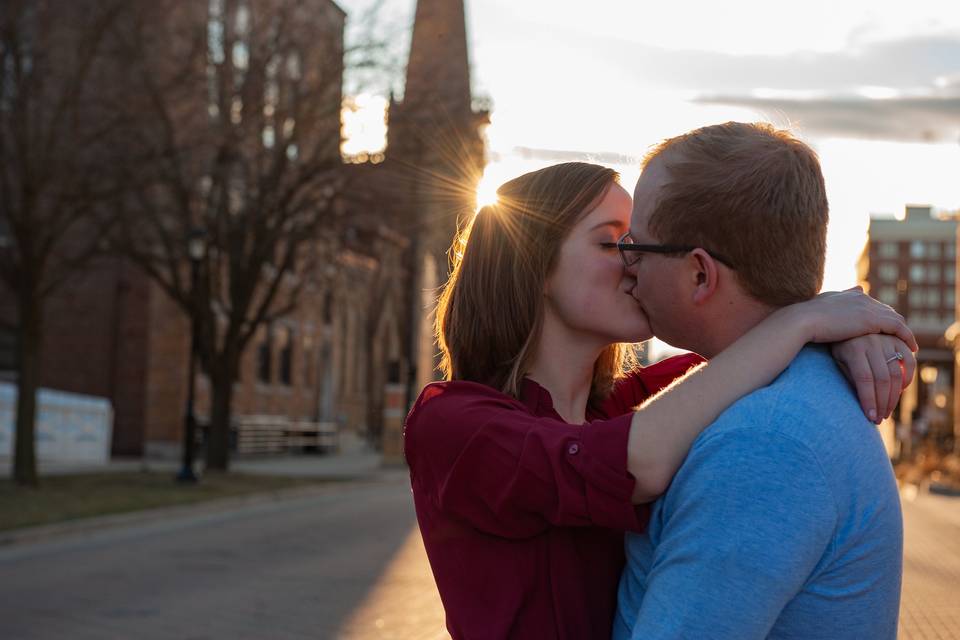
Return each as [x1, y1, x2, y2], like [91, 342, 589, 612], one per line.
[845, 348, 879, 422]
[888, 363, 902, 418]
[884, 353, 902, 420]
[878, 313, 918, 352]
[868, 335, 913, 420]
[864, 342, 892, 425]
[900, 348, 917, 391]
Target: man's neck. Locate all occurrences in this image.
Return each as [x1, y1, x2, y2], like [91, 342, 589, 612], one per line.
[699, 297, 779, 359]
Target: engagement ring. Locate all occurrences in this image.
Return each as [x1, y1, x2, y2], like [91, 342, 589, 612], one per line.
[885, 352, 904, 364]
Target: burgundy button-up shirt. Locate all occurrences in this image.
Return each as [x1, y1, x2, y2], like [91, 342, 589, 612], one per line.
[404, 354, 704, 639]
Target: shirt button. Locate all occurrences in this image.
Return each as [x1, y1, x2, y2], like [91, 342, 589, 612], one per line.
[568, 443, 580, 455]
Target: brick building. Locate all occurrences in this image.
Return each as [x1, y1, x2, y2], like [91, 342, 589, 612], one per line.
[858, 205, 958, 449]
[0, 0, 486, 459]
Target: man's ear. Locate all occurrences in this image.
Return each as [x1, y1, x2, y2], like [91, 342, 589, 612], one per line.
[689, 248, 719, 306]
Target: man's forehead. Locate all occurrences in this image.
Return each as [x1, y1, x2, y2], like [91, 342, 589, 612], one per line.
[630, 169, 660, 235]
[630, 152, 678, 235]
[628, 204, 650, 240]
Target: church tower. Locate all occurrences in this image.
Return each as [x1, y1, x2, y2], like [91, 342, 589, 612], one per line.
[387, 0, 487, 233]
[386, 0, 488, 399]
[388, 0, 476, 146]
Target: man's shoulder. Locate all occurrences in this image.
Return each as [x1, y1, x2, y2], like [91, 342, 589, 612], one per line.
[703, 345, 860, 438]
[683, 344, 892, 500]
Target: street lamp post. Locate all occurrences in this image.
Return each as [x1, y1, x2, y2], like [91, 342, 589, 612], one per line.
[177, 228, 206, 483]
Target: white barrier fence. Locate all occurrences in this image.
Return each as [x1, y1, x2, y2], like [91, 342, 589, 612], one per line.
[0, 383, 113, 464]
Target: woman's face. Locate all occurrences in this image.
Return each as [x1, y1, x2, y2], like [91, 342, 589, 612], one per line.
[544, 183, 653, 344]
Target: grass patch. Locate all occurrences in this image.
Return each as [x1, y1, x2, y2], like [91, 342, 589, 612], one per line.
[0, 472, 333, 531]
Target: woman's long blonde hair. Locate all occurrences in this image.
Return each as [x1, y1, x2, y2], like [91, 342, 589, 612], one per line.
[435, 162, 635, 406]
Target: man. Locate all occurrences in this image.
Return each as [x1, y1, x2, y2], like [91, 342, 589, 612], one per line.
[614, 122, 904, 639]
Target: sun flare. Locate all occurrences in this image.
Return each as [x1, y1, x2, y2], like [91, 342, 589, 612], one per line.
[475, 168, 502, 209]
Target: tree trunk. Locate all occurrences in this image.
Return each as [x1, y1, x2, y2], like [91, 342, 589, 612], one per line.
[13, 294, 42, 487]
[205, 356, 237, 472]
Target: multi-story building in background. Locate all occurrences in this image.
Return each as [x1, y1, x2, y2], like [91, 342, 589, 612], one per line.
[858, 205, 958, 453]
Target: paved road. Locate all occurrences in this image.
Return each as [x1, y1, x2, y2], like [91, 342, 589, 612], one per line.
[900, 489, 960, 640]
[0, 474, 443, 640]
[2, 478, 958, 639]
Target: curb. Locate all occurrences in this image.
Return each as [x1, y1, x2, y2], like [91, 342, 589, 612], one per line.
[1, 469, 409, 548]
[929, 481, 960, 497]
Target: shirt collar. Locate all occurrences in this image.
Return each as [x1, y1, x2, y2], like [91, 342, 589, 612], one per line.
[519, 377, 558, 418]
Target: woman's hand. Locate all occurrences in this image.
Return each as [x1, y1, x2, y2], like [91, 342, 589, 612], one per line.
[832, 334, 916, 424]
[784, 288, 917, 351]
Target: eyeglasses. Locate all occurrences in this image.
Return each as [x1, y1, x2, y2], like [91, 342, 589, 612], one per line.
[604, 232, 736, 269]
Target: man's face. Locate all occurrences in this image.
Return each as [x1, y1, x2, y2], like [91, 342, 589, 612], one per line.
[627, 155, 696, 350]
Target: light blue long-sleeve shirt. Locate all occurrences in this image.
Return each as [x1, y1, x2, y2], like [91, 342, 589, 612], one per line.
[614, 345, 903, 640]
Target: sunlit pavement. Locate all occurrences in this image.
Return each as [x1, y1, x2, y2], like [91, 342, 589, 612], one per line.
[337, 488, 960, 640]
[899, 488, 960, 640]
[336, 527, 447, 640]
[0, 475, 957, 639]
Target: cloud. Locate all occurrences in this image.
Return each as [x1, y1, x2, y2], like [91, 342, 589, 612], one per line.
[473, 19, 960, 146]
[510, 147, 640, 165]
[693, 94, 960, 143]
[611, 34, 960, 94]
[618, 34, 960, 143]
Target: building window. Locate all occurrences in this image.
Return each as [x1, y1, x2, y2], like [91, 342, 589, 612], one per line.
[928, 241, 941, 259]
[946, 242, 956, 259]
[910, 264, 925, 282]
[877, 287, 898, 306]
[927, 290, 941, 308]
[878, 264, 898, 282]
[909, 289, 924, 308]
[947, 290, 956, 308]
[302, 335, 315, 387]
[0, 327, 16, 372]
[323, 291, 333, 325]
[278, 326, 294, 386]
[928, 265, 941, 284]
[342, 306, 355, 393]
[946, 267, 956, 284]
[257, 325, 273, 383]
[911, 241, 925, 259]
[387, 360, 402, 384]
[878, 242, 898, 258]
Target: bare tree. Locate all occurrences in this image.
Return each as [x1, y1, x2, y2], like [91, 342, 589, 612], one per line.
[112, 0, 348, 471]
[0, 0, 124, 485]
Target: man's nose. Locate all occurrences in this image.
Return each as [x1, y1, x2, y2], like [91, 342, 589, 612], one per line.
[621, 267, 640, 295]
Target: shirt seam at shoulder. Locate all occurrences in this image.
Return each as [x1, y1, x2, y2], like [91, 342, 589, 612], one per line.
[695, 390, 842, 566]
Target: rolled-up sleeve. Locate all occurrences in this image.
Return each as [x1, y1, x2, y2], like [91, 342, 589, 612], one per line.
[406, 382, 648, 539]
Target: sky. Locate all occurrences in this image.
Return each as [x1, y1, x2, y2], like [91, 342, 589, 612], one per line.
[339, 0, 960, 298]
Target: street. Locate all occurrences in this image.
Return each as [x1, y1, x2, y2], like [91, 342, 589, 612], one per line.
[1, 477, 958, 639]
[0, 476, 443, 640]
[900, 489, 960, 639]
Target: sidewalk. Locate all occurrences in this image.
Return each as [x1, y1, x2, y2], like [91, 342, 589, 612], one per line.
[1, 431, 409, 547]
[899, 488, 960, 640]
[0, 430, 386, 481]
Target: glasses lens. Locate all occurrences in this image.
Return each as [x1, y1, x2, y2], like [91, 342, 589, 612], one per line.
[617, 234, 641, 267]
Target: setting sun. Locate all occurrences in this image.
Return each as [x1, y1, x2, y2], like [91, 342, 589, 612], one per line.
[474, 166, 502, 209]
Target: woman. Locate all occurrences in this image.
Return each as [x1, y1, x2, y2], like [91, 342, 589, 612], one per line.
[404, 163, 914, 639]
